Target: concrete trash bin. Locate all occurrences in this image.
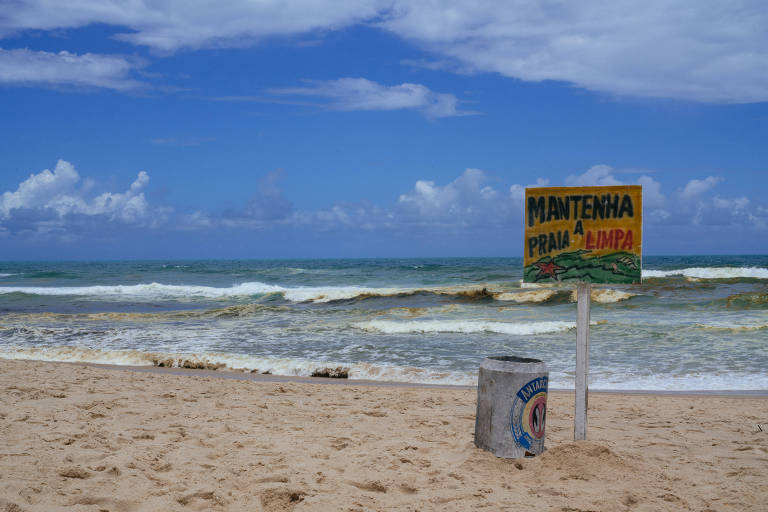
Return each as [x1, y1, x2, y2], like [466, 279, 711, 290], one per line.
[474, 356, 549, 458]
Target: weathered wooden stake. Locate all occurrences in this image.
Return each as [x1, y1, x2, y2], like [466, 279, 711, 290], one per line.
[574, 282, 591, 441]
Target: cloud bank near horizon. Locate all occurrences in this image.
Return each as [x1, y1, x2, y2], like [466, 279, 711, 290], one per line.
[0, 160, 166, 241]
[1, 1, 767, 103]
[1, 161, 764, 250]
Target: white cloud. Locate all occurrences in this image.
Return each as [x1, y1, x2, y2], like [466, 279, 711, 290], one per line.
[400, 58, 473, 75]
[561, 164, 766, 229]
[3, 2, 766, 102]
[565, 165, 625, 186]
[565, 165, 665, 201]
[0, 159, 79, 218]
[0, 161, 162, 237]
[0, 48, 143, 90]
[713, 196, 749, 211]
[5, 161, 764, 242]
[0, 1, 386, 52]
[513, 166, 668, 214]
[194, 164, 766, 236]
[565, 164, 670, 213]
[267, 78, 473, 118]
[288, 201, 390, 232]
[692, 193, 766, 228]
[509, 178, 549, 203]
[380, 1, 768, 103]
[636, 175, 665, 208]
[178, 210, 213, 230]
[709, 196, 764, 228]
[286, 169, 514, 233]
[86, 171, 151, 222]
[396, 168, 509, 223]
[206, 167, 517, 233]
[681, 176, 722, 198]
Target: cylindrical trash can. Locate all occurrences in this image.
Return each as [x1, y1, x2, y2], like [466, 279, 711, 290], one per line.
[474, 356, 549, 458]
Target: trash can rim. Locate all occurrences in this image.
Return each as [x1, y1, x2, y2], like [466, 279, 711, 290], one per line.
[485, 355, 543, 364]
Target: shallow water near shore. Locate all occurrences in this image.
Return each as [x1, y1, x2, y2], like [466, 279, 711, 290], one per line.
[1, 256, 766, 390]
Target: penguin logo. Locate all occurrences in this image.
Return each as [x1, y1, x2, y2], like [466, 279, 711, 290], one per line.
[528, 395, 547, 439]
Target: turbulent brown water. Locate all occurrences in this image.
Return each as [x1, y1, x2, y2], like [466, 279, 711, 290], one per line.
[1, 256, 766, 390]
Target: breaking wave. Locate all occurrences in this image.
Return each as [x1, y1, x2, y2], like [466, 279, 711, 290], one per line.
[0, 282, 286, 300]
[570, 288, 638, 303]
[0, 282, 418, 303]
[497, 288, 636, 304]
[0, 281, 448, 303]
[354, 319, 578, 335]
[0, 303, 294, 322]
[694, 321, 768, 332]
[0, 281, 639, 305]
[497, 289, 560, 303]
[707, 293, 768, 309]
[643, 267, 768, 280]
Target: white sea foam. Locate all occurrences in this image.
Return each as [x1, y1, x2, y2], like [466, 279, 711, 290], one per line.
[260, 283, 502, 302]
[2, 345, 767, 390]
[0, 273, 15, 277]
[282, 286, 410, 303]
[354, 319, 577, 335]
[695, 320, 768, 332]
[0, 281, 408, 302]
[0, 281, 415, 303]
[568, 288, 637, 303]
[642, 267, 768, 279]
[0, 345, 475, 385]
[520, 281, 561, 289]
[0, 282, 286, 300]
[0, 346, 170, 366]
[6, 345, 764, 390]
[586, 372, 768, 391]
[0, 282, 505, 303]
[0, 345, 331, 374]
[496, 290, 558, 303]
[349, 362, 475, 385]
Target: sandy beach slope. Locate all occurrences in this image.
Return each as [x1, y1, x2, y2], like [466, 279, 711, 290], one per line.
[1, 359, 766, 511]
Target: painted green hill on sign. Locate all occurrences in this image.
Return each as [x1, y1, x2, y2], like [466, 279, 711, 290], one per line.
[524, 250, 641, 284]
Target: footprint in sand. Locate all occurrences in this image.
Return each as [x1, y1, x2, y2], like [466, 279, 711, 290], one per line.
[349, 480, 387, 493]
[259, 488, 306, 512]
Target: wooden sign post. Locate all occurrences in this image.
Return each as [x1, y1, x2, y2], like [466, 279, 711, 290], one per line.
[574, 282, 590, 440]
[524, 186, 642, 441]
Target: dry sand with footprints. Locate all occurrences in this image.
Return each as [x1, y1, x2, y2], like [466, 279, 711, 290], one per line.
[1, 359, 767, 511]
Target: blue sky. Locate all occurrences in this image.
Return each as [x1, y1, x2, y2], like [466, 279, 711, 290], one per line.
[1, 1, 766, 259]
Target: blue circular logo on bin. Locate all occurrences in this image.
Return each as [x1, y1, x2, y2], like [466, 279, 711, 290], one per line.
[510, 376, 548, 453]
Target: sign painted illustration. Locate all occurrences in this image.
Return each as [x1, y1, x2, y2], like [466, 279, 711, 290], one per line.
[524, 186, 642, 284]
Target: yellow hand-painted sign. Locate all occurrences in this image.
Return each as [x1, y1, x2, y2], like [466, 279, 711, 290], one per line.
[523, 186, 642, 284]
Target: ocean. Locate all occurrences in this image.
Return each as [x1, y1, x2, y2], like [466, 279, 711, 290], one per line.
[0, 256, 766, 391]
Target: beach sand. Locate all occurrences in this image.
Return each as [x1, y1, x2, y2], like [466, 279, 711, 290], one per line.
[1, 359, 766, 511]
